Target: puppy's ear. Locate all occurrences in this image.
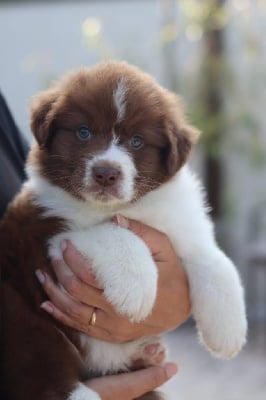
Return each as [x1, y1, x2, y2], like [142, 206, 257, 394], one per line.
[166, 123, 200, 175]
[30, 88, 59, 146]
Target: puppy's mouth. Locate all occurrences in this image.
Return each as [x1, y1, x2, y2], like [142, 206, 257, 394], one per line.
[88, 184, 124, 203]
[82, 160, 136, 207]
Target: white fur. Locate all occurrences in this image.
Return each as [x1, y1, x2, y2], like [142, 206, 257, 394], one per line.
[113, 78, 127, 123]
[68, 383, 100, 400]
[28, 162, 247, 377]
[25, 165, 110, 229]
[49, 222, 157, 322]
[79, 335, 164, 375]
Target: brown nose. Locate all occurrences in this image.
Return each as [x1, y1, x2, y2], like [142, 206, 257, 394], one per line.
[92, 166, 120, 186]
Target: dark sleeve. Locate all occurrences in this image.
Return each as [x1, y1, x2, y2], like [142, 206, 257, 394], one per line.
[0, 91, 29, 219]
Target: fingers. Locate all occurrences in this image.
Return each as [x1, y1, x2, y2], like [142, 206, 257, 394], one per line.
[40, 299, 112, 340]
[49, 258, 108, 309]
[87, 363, 178, 400]
[35, 269, 124, 339]
[36, 269, 94, 325]
[35, 265, 141, 342]
[115, 214, 155, 240]
[61, 241, 102, 290]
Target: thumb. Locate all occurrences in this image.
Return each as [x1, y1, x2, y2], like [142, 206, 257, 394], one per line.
[114, 215, 148, 237]
[114, 215, 165, 254]
[87, 363, 178, 400]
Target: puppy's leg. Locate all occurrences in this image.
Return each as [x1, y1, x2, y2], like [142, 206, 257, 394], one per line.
[185, 248, 247, 359]
[49, 222, 158, 323]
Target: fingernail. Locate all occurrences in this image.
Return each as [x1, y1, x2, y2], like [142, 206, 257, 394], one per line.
[41, 302, 54, 314]
[35, 269, 45, 284]
[115, 214, 129, 229]
[165, 363, 178, 378]
[61, 240, 67, 252]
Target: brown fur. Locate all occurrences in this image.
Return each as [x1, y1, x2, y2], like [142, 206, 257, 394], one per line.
[29, 62, 199, 200]
[138, 392, 166, 400]
[1, 61, 199, 399]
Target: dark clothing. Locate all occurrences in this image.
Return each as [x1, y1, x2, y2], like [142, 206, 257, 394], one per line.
[0, 93, 29, 400]
[0, 92, 29, 219]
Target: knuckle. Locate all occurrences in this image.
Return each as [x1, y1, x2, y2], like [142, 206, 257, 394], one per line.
[64, 303, 75, 316]
[157, 230, 168, 242]
[65, 303, 80, 320]
[105, 327, 129, 343]
[71, 305, 84, 321]
[66, 276, 81, 296]
[112, 321, 133, 343]
[81, 267, 93, 283]
[113, 334, 127, 344]
[44, 279, 58, 298]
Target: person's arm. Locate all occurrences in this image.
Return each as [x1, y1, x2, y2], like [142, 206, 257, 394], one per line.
[37, 216, 191, 343]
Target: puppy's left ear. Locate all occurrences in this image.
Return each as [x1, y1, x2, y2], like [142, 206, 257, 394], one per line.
[166, 123, 200, 175]
[30, 88, 59, 146]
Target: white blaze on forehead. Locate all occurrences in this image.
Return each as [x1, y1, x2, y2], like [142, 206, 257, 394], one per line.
[113, 78, 127, 123]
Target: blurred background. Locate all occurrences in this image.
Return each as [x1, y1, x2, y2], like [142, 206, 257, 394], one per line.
[0, 0, 265, 399]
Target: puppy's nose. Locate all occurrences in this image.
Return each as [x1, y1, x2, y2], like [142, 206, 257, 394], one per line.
[92, 166, 120, 186]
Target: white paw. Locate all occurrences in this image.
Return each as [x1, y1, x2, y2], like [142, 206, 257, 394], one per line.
[103, 268, 157, 322]
[89, 224, 158, 322]
[49, 223, 158, 323]
[198, 315, 247, 359]
[190, 254, 247, 359]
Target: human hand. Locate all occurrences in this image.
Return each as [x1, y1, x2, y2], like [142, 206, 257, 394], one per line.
[36, 216, 191, 342]
[86, 362, 178, 400]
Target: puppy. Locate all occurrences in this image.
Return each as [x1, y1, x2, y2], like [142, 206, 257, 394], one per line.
[0, 61, 247, 400]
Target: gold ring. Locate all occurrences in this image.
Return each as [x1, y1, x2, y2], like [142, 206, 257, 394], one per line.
[89, 310, 97, 327]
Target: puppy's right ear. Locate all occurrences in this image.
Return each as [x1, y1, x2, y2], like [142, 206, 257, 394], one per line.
[30, 89, 59, 146]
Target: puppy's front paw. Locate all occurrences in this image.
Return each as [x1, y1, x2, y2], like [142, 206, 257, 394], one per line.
[191, 255, 247, 359]
[87, 225, 158, 323]
[198, 315, 247, 359]
[51, 224, 158, 323]
[105, 272, 157, 323]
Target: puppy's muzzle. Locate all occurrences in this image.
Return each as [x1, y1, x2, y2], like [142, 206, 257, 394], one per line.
[92, 165, 121, 187]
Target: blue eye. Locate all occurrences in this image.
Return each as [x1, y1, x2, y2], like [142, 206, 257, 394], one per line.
[76, 126, 92, 140]
[130, 135, 143, 149]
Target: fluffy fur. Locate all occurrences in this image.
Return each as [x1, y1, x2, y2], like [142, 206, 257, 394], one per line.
[0, 61, 247, 400]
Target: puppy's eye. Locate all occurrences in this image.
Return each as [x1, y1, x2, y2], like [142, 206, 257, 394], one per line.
[76, 126, 92, 140]
[130, 135, 143, 149]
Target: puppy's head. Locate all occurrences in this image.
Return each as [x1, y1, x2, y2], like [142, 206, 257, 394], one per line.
[29, 61, 200, 209]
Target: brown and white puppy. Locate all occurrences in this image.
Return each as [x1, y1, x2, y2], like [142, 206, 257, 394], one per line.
[0, 61, 247, 400]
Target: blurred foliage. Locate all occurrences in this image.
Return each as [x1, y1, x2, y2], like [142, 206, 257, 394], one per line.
[79, 1, 266, 170]
[170, 0, 266, 168]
